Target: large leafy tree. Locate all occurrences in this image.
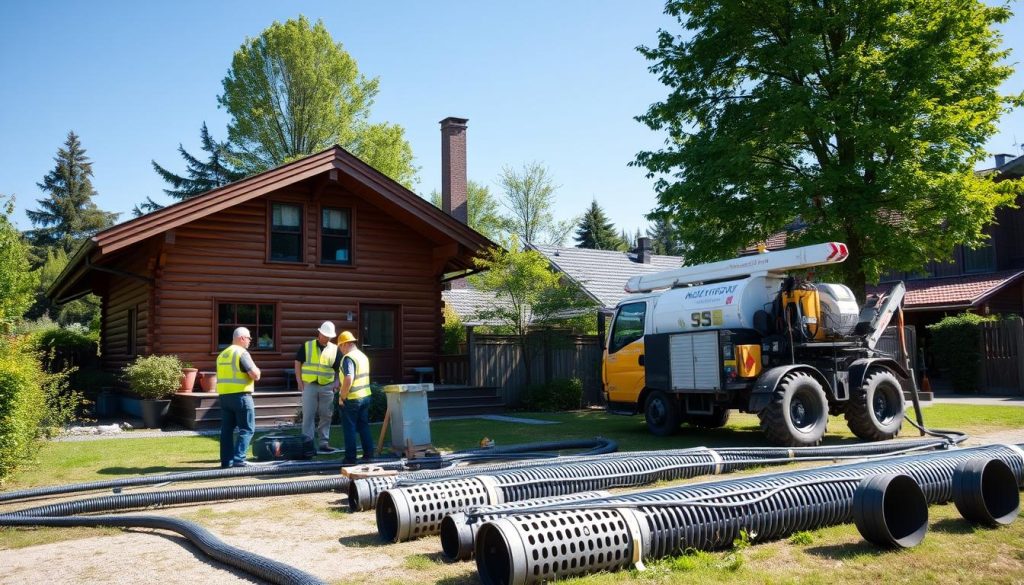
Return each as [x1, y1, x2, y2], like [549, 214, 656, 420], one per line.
[218, 16, 417, 187]
[26, 132, 118, 256]
[646, 216, 683, 256]
[573, 199, 625, 250]
[429, 181, 504, 240]
[0, 196, 37, 326]
[469, 236, 596, 385]
[498, 162, 573, 245]
[635, 0, 1022, 294]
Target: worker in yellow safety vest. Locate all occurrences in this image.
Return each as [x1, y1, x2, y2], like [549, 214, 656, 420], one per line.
[337, 330, 373, 464]
[216, 327, 261, 467]
[294, 322, 343, 452]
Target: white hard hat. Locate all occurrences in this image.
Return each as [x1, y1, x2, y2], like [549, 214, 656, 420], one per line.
[317, 321, 337, 338]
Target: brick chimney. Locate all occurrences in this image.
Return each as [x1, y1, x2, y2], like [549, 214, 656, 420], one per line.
[637, 237, 652, 264]
[440, 117, 468, 224]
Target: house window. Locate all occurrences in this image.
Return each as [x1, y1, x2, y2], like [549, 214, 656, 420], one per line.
[217, 302, 276, 350]
[270, 203, 303, 262]
[321, 207, 352, 264]
[609, 302, 646, 353]
[964, 240, 995, 273]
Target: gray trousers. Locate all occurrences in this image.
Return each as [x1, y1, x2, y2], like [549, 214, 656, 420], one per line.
[301, 381, 335, 447]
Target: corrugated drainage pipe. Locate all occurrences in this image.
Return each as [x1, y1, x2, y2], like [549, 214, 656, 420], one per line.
[473, 444, 1024, 585]
[377, 438, 954, 542]
[953, 458, 1021, 526]
[852, 474, 928, 548]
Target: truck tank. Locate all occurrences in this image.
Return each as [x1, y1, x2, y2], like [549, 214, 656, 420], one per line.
[651, 276, 782, 333]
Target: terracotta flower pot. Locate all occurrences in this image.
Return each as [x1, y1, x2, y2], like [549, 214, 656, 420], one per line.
[180, 368, 198, 393]
[198, 371, 217, 392]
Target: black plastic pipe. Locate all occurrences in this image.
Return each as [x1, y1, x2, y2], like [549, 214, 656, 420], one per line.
[0, 514, 325, 585]
[376, 438, 954, 542]
[852, 474, 928, 548]
[952, 458, 1021, 526]
[473, 443, 1024, 585]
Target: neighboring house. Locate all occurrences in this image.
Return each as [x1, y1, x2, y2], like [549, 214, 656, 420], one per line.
[48, 118, 492, 387]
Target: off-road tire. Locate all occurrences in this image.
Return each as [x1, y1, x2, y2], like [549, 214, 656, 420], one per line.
[758, 371, 828, 447]
[685, 407, 731, 429]
[645, 390, 680, 436]
[845, 369, 905, 441]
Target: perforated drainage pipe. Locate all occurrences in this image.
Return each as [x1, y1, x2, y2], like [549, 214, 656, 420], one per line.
[473, 443, 1024, 585]
[440, 491, 611, 561]
[376, 438, 954, 542]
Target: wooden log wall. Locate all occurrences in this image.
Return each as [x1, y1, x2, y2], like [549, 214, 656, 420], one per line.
[100, 245, 155, 376]
[149, 182, 443, 388]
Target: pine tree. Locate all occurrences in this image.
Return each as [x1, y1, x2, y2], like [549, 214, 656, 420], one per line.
[574, 200, 624, 250]
[26, 131, 118, 255]
[646, 216, 683, 256]
[150, 123, 244, 202]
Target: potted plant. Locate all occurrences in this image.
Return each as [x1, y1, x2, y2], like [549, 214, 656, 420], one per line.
[198, 371, 218, 392]
[122, 355, 183, 428]
[180, 361, 197, 393]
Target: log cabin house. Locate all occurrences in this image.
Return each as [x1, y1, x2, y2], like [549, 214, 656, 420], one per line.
[48, 118, 492, 400]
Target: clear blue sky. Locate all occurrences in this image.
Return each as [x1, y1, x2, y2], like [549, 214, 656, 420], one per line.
[2, 1, 1022, 239]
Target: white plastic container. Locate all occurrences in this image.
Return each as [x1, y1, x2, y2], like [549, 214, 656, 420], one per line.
[383, 383, 433, 450]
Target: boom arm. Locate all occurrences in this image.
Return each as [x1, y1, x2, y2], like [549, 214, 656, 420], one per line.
[624, 242, 850, 293]
[865, 282, 906, 350]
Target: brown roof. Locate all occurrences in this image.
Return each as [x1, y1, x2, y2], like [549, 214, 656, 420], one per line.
[50, 146, 495, 301]
[870, 270, 1024, 311]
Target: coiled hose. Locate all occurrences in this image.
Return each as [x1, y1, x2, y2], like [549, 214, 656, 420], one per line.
[375, 437, 954, 542]
[473, 443, 1024, 585]
[0, 514, 325, 585]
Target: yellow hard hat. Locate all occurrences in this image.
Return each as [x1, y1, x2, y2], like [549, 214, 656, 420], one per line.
[337, 331, 358, 344]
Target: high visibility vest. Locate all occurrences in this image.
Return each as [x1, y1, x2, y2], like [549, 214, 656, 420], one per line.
[301, 340, 338, 385]
[343, 348, 371, 400]
[216, 345, 254, 394]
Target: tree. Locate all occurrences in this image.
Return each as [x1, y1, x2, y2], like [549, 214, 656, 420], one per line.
[152, 123, 244, 200]
[25, 247, 99, 326]
[218, 16, 417, 188]
[0, 196, 37, 326]
[573, 199, 625, 250]
[468, 236, 596, 385]
[429, 181, 504, 240]
[619, 228, 636, 252]
[646, 216, 683, 256]
[498, 162, 573, 245]
[26, 132, 118, 256]
[635, 0, 1023, 295]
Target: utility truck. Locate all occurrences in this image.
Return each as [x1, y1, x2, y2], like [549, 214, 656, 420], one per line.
[602, 242, 913, 446]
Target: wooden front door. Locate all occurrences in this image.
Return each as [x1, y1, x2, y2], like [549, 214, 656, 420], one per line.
[360, 304, 401, 384]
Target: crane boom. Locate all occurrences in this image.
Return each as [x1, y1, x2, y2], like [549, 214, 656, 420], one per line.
[624, 242, 850, 293]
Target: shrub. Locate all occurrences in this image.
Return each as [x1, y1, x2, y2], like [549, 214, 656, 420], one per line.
[926, 312, 998, 393]
[369, 383, 387, 422]
[0, 336, 47, 483]
[441, 305, 466, 355]
[122, 355, 184, 399]
[521, 377, 583, 411]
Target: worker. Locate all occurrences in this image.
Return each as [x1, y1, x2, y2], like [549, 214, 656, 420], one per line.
[216, 326, 261, 468]
[337, 330, 373, 464]
[295, 321, 343, 453]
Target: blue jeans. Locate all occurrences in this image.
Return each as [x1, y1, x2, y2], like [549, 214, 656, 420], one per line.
[219, 392, 255, 467]
[341, 396, 373, 461]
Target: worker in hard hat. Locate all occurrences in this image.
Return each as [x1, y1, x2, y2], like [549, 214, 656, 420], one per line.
[294, 321, 343, 453]
[337, 330, 373, 464]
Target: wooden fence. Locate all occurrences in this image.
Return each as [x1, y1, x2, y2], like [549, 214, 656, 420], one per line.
[976, 318, 1024, 394]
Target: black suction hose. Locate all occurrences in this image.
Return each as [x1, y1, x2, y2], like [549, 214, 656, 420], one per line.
[0, 514, 325, 585]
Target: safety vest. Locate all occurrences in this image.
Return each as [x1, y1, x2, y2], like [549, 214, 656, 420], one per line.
[301, 340, 338, 385]
[216, 345, 254, 394]
[343, 348, 371, 400]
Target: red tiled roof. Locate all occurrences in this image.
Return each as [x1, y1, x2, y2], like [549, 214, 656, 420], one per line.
[870, 270, 1024, 310]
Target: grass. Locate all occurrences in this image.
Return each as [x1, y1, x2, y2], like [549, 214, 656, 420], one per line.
[1, 403, 1023, 582]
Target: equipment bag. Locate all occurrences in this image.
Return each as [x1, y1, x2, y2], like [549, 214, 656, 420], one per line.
[253, 435, 315, 461]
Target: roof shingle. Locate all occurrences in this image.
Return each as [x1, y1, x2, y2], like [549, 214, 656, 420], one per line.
[870, 270, 1024, 310]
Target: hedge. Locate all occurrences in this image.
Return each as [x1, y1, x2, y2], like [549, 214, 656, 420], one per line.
[926, 312, 998, 393]
[0, 336, 48, 483]
[521, 378, 583, 411]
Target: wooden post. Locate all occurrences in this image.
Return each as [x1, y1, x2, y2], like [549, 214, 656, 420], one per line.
[466, 325, 475, 386]
[375, 406, 391, 454]
[1014, 318, 1024, 396]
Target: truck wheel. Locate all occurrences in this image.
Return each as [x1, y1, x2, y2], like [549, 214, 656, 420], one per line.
[845, 369, 905, 441]
[686, 407, 731, 429]
[758, 371, 828, 447]
[645, 391, 680, 436]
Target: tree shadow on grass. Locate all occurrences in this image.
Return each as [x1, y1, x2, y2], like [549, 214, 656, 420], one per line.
[338, 532, 387, 548]
[436, 573, 481, 585]
[804, 540, 884, 560]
